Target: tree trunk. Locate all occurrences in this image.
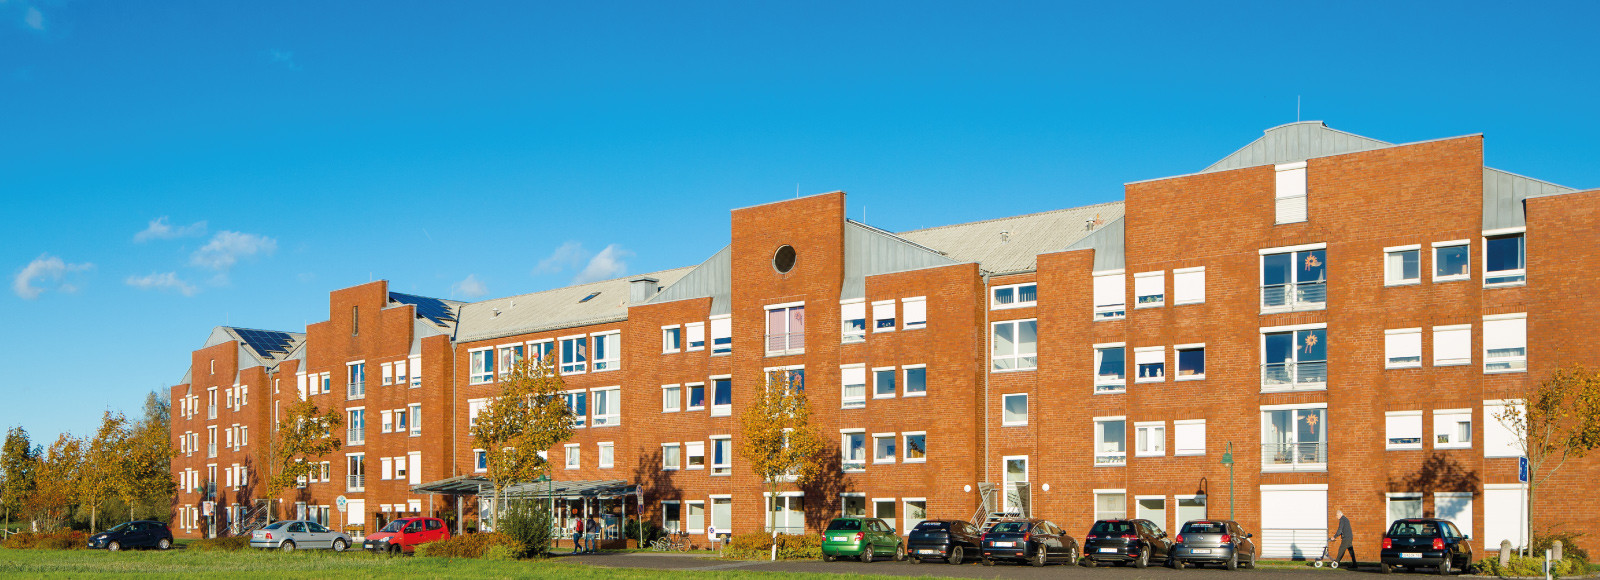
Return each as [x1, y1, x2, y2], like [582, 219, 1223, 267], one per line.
[91, 504, 97, 534]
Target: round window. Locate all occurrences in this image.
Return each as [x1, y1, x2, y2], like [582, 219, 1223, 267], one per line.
[772, 245, 797, 274]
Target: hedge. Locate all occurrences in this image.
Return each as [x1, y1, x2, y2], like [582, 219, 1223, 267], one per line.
[722, 532, 821, 560]
[2, 530, 87, 550]
[414, 532, 522, 558]
[189, 536, 250, 551]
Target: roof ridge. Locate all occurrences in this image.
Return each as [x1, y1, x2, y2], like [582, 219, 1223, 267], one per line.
[845, 219, 951, 256]
[469, 265, 697, 304]
[222, 325, 305, 336]
[388, 290, 465, 306]
[897, 200, 1125, 235]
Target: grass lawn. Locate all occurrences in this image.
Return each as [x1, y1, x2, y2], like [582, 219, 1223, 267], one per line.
[0, 547, 920, 579]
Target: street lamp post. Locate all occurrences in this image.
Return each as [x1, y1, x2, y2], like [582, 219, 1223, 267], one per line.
[1220, 442, 1235, 521]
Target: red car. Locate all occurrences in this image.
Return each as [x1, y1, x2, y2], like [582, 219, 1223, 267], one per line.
[362, 517, 449, 554]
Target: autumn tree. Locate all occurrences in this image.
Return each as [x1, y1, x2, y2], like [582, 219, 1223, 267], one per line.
[2, 427, 38, 531]
[28, 434, 82, 531]
[737, 369, 826, 559]
[469, 356, 572, 529]
[78, 412, 134, 533]
[262, 400, 344, 524]
[118, 392, 175, 522]
[1494, 365, 1600, 554]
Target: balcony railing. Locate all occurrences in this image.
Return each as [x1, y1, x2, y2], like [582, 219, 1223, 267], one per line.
[347, 381, 365, 400]
[208, 443, 217, 458]
[766, 331, 804, 355]
[1003, 482, 1031, 518]
[1261, 361, 1328, 391]
[1261, 281, 1326, 311]
[347, 428, 364, 445]
[1262, 442, 1328, 471]
[347, 474, 364, 491]
[207, 405, 217, 420]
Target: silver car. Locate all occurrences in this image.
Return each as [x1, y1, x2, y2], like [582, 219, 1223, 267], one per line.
[249, 520, 352, 552]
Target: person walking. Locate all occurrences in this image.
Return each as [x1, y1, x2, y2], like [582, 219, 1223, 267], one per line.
[586, 514, 602, 553]
[1332, 509, 1357, 569]
[571, 514, 584, 554]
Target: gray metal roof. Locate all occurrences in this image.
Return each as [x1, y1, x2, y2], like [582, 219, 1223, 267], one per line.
[1063, 216, 1126, 271]
[411, 474, 635, 498]
[897, 201, 1125, 275]
[1484, 167, 1576, 230]
[842, 220, 961, 299]
[646, 245, 732, 315]
[453, 267, 693, 344]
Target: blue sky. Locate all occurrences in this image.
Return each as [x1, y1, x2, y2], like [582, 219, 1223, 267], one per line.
[3, 1, 1596, 444]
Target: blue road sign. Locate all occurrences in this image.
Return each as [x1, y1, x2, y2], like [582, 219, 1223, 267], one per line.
[1518, 457, 1529, 483]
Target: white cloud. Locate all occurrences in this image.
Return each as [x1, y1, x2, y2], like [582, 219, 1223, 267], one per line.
[12, 254, 92, 299]
[572, 244, 632, 284]
[452, 274, 488, 299]
[190, 231, 277, 270]
[125, 272, 198, 297]
[533, 241, 586, 275]
[23, 7, 42, 31]
[134, 216, 208, 242]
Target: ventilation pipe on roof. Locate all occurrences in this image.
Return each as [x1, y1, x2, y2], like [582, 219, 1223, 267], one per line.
[999, 231, 1010, 243]
[629, 277, 660, 304]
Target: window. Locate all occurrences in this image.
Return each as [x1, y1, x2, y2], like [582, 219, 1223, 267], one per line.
[526, 341, 552, 368]
[1174, 419, 1206, 456]
[1135, 422, 1165, 457]
[1387, 493, 1424, 522]
[1134, 271, 1165, 308]
[686, 383, 706, 411]
[711, 436, 732, 475]
[1261, 245, 1326, 311]
[381, 363, 393, 385]
[469, 349, 494, 384]
[904, 432, 926, 463]
[873, 367, 896, 399]
[905, 499, 927, 532]
[712, 377, 732, 416]
[1484, 314, 1527, 372]
[686, 501, 705, 535]
[579, 291, 601, 303]
[560, 336, 587, 374]
[1095, 417, 1126, 466]
[347, 454, 365, 491]
[591, 387, 619, 426]
[468, 398, 488, 428]
[685, 322, 705, 351]
[765, 494, 804, 535]
[498, 344, 523, 376]
[1173, 267, 1205, 305]
[347, 362, 367, 399]
[598, 442, 614, 468]
[1433, 325, 1472, 366]
[1484, 400, 1524, 458]
[1262, 326, 1327, 391]
[903, 365, 926, 396]
[660, 501, 681, 532]
[992, 283, 1037, 309]
[1484, 232, 1525, 286]
[408, 404, 421, 436]
[668, 326, 690, 356]
[1134, 346, 1165, 383]
[1094, 344, 1126, 391]
[662, 385, 682, 413]
[873, 499, 896, 531]
[1386, 245, 1421, 285]
[1434, 240, 1471, 282]
[381, 410, 393, 433]
[1386, 328, 1423, 369]
[840, 300, 866, 343]
[591, 332, 620, 371]
[1386, 411, 1423, 450]
[1095, 490, 1127, 521]
[1434, 409, 1472, 449]
[1176, 344, 1205, 380]
[347, 408, 365, 444]
[840, 366, 866, 409]
[1275, 161, 1307, 224]
[1137, 497, 1168, 532]
[321, 373, 331, 394]
[766, 367, 805, 393]
[766, 304, 805, 355]
[686, 441, 705, 469]
[1262, 405, 1327, 471]
[1002, 393, 1028, 426]
[902, 297, 927, 330]
[392, 406, 406, 433]
[872, 300, 895, 332]
[710, 315, 732, 354]
[873, 433, 896, 463]
[841, 430, 866, 471]
[563, 390, 588, 428]
[395, 359, 407, 385]
[661, 443, 681, 470]
[992, 319, 1038, 371]
[1092, 271, 1126, 320]
[409, 356, 421, 386]
[474, 449, 487, 472]
[712, 496, 733, 534]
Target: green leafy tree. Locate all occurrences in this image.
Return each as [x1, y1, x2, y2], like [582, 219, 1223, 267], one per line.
[469, 355, 572, 530]
[263, 400, 344, 524]
[2, 427, 38, 530]
[737, 369, 826, 559]
[80, 412, 133, 533]
[118, 392, 175, 522]
[28, 434, 82, 531]
[1494, 365, 1600, 554]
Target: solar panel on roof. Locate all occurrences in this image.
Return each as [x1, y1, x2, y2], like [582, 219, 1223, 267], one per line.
[232, 328, 294, 359]
[389, 292, 459, 327]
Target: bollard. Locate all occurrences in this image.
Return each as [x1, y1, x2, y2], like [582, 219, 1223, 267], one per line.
[1544, 548, 1552, 580]
[1553, 540, 1563, 562]
[1501, 540, 1513, 568]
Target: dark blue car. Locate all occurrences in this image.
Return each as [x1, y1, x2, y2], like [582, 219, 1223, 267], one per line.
[87, 520, 174, 551]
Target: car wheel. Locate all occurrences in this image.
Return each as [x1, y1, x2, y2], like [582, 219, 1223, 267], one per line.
[281, 540, 296, 553]
[1170, 557, 1183, 570]
[948, 545, 964, 565]
[107, 541, 121, 552]
[1227, 552, 1239, 571]
[389, 544, 402, 556]
[1033, 546, 1048, 567]
[895, 544, 906, 562]
[1135, 549, 1149, 568]
[157, 538, 172, 550]
[332, 539, 348, 552]
[1438, 557, 1452, 576]
[1380, 563, 1392, 574]
[1083, 557, 1097, 567]
[822, 554, 834, 562]
[861, 547, 873, 563]
[982, 557, 995, 566]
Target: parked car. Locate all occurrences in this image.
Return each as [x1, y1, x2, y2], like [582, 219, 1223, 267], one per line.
[249, 520, 352, 552]
[86, 520, 174, 551]
[1379, 518, 1473, 575]
[1082, 518, 1171, 568]
[979, 518, 1080, 567]
[364, 517, 450, 555]
[1168, 519, 1256, 569]
[820, 517, 905, 562]
[907, 519, 983, 564]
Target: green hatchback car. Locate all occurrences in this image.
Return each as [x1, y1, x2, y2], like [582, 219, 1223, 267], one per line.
[821, 517, 906, 562]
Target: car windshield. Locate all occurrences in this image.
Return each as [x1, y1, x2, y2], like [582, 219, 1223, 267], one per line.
[1387, 521, 1441, 537]
[914, 521, 949, 531]
[263, 521, 288, 530]
[1091, 521, 1136, 534]
[381, 520, 409, 533]
[106, 522, 134, 533]
[826, 519, 862, 531]
[1182, 522, 1227, 534]
[990, 522, 1029, 533]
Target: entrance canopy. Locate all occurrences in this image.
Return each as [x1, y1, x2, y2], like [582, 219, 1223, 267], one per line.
[410, 475, 637, 499]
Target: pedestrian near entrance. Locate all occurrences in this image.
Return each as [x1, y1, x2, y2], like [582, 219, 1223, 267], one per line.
[1332, 509, 1356, 569]
[586, 515, 601, 553]
[571, 516, 584, 553]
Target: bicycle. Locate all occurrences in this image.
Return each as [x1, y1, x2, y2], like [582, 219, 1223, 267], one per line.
[650, 531, 692, 552]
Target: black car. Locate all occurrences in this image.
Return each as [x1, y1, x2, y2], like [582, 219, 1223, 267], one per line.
[1083, 518, 1171, 568]
[1379, 518, 1473, 575]
[908, 519, 983, 564]
[979, 518, 1081, 567]
[1168, 519, 1256, 570]
[87, 520, 174, 551]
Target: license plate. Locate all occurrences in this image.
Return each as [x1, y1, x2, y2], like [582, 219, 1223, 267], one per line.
[920, 549, 941, 555]
[1100, 548, 1120, 553]
[831, 536, 850, 542]
[1192, 549, 1212, 554]
[994, 541, 1015, 547]
[1401, 553, 1423, 559]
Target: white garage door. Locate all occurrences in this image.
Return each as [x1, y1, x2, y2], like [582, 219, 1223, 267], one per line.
[1484, 485, 1527, 551]
[1260, 485, 1327, 559]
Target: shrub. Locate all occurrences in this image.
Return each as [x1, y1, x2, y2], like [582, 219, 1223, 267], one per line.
[722, 532, 820, 559]
[189, 536, 249, 551]
[4, 530, 86, 550]
[623, 518, 666, 546]
[497, 500, 553, 558]
[1534, 531, 1591, 565]
[414, 532, 521, 558]
[1473, 555, 1588, 578]
[3, 532, 38, 549]
[484, 545, 517, 561]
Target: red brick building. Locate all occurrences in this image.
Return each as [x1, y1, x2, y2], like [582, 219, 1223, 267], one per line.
[170, 122, 1597, 559]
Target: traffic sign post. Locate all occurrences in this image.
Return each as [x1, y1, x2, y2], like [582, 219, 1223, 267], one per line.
[1518, 457, 1529, 483]
[337, 495, 348, 512]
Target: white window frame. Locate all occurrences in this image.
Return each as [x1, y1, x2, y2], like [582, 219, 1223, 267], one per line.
[408, 356, 421, 387]
[1094, 489, 1128, 521]
[1001, 393, 1028, 427]
[408, 403, 420, 436]
[1483, 228, 1527, 287]
[1092, 270, 1126, 320]
[685, 322, 706, 352]
[840, 299, 866, 344]
[1173, 419, 1206, 456]
[991, 282, 1038, 310]
[590, 330, 621, 372]
[1094, 416, 1127, 466]
[872, 432, 896, 464]
[394, 359, 407, 385]
[497, 343, 524, 377]
[565, 444, 580, 469]
[1385, 244, 1422, 286]
[710, 435, 732, 476]
[1134, 346, 1166, 384]
[1174, 343, 1206, 381]
[661, 443, 681, 471]
[710, 314, 732, 355]
[525, 340, 552, 370]
[902, 296, 927, 330]
[662, 384, 682, 413]
[871, 300, 896, 333]
[872, 366, 896, 399]
[1433, 409, 1472, 450]
[764, 302, 806, 356]
[559, 334, 587, 375]
[381, 362, 393, 385]
[903, 431, 927, 463]
[1173, 266, 1205, 305]
[841, 429, 866, 472]
[1260, 322, 1328, 392]
[591, 386, 620, 427]
[1134, 421, 1165, 457]
[711, 375, 733, 417]
[902, 364, 927, 397]
[1275, 161, 1308, 224]
[840, 365, 866, 409]
[468, 347, 494, 384]
[1433, 324, 1472, 367]
[1133, 271, 1165, 308]
[1483, 313, 1527, 374]
[1386, 328, 1423, 369]
[1432, 240, 1472, 283]
[598, 442, 614, 469]
[685, 441, 706, 470]
[991, 319, 1039, 372]
[380, 410, 393, 434]
[1385, 410, 1424, 450]
[1259, 243, 1328, 313]
[1094, 342, 1127, 392]
[1484, 399, 1524, 458]
[1260, 402, 1329, 472]
[473, 449, 487, 472]
[661, 325, 682, 354]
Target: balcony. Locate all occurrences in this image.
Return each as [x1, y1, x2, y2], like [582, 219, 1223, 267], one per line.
[207, 405, 217, 420]
[766, 331, 805, 356]
[1262, 442, 1327, 472]
[347, 474, 365, 491]
[347, 428, 364, 445]
[1261, 281, 1326, 312]
[347, 381, 365, 400]
[1261, 361, 1327, 392]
